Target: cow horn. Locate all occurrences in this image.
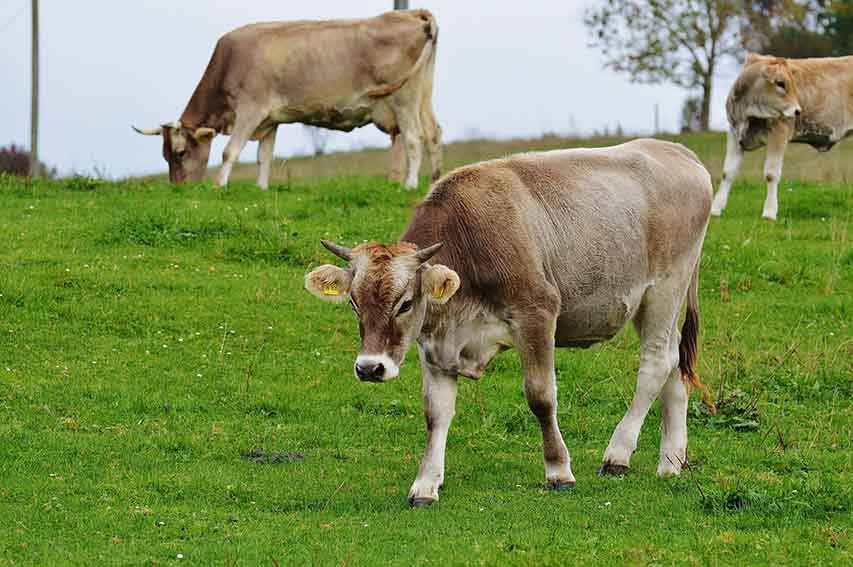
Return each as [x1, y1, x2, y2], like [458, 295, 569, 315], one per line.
[161, 120, 182, 130]
[321, 240, 353, 262]
[414, 242, 443, 263]
[132, 125, 162, 136]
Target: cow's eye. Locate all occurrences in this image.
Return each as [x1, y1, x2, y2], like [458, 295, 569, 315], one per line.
[775, 80, 786, 90]
[397, 299, 413, 316]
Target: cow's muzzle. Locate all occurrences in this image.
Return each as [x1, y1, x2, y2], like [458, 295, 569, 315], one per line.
[354, 354, 399, 382]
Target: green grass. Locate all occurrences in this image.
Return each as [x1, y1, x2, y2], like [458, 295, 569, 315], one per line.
[1, 162, 851, 565]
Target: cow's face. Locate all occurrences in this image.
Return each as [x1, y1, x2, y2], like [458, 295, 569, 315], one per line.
[133, 121, 216, 183]
[305, 240, 459, 382]
[734, 55, 802, 120]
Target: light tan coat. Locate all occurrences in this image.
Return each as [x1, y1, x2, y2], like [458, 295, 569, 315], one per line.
[712, 54, 853, 219]
[134, 10, 442, 189]
[306, 139, 714, 505]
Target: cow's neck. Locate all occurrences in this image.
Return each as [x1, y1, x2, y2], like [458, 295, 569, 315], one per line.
[179, 77, 233, 134]
[417, 299, 513, 380]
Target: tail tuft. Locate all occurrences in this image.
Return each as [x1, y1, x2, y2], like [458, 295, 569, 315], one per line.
[679, 272, 716, 414]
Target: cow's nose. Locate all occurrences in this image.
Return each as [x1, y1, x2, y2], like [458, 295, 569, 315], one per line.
[795, 108, 802, 117]
[355, 361, 385, 381]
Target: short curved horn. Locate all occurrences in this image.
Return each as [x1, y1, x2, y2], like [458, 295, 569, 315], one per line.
[321, 240, 353, 262]
[414, 242, 443, 263]
[132, 125, 162, 136]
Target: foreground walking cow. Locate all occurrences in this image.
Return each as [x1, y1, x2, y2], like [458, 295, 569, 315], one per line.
[134, 10, 442, 189]
[306, 139, 715, 505]
[712, 53, 853, 220]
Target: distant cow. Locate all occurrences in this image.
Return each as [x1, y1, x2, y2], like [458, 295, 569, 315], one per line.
[306, 139, 715, 506]
[712, 53, 853, 220]
[134, 10, 442, 189]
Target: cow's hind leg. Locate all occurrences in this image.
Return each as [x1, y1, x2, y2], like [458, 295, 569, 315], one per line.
[397, 110, 424, 190]
[657, 365, 689, 476]
[512, 291, 575, 489]
[408, 349, 458, 507]
[762, 121, 792, 221]
[256, 127, 277, 190]
[388, 132, 407, 184]
[217, 110, 264, 188]
[421, 104, 442, 181]
[601, 283, 683, 475]
[711, 129, 744, 216]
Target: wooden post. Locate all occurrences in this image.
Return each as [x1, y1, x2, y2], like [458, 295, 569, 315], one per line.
[30, 0, 39, 178]
[394, 0, 409, 10]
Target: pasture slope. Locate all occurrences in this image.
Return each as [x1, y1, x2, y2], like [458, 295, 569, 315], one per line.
[1, 132, 851, 565]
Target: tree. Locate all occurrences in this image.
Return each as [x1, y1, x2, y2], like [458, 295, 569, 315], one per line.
[742, 0, 834, 57]
[822, 0, 853, 55]
[584, 0, 741, 131]
[680, 96, 703, 132]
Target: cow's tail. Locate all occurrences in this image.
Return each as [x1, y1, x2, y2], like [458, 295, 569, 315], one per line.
[679, 260, 716, 414]
[367, 10, 438, 98]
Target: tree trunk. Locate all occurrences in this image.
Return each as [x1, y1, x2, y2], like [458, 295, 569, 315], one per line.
[700, 74, 712, 131]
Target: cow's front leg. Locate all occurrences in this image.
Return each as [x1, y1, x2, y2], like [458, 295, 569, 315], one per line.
[256, 127, 277, 190]
[408, 352, 458, 507]
[514, 302, 575, 489]
[711, 128, 744, 216]
[217, 110, 263, 187]
[762, 121, 792, 221]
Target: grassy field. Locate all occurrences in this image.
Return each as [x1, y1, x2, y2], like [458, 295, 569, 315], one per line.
[1, 134, 851, 565]
[217, 130, 853, 186]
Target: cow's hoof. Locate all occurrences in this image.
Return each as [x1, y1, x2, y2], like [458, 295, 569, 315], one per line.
[548, 479, 576, 491]
[761, 212, 777, 221]
[599, 462, 630, 476]
[408, 495, 437, 508]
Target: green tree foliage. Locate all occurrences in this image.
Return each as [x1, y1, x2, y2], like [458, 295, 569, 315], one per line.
[821, 0, 853, 54]
[744, 0, 853, 57]
[584, 1, 741, 131]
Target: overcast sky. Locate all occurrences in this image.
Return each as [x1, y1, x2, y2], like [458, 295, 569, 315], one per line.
[1, 1, 737, 178]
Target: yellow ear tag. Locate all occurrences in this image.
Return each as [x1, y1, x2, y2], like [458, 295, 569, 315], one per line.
[434, 282, 447, 300]
[322, 283, 340, 296]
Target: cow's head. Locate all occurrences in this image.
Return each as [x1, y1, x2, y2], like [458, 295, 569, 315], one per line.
[133, 121, 216, 183]
[305, 240, 460, 382]
[732, 54, 802, 121]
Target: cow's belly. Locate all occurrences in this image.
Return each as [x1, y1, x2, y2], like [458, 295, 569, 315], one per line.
[270, 103, 375, 132]
[554, 284, 647, 348]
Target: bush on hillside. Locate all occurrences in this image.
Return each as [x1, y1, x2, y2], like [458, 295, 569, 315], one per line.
[0, 143, 56, 178]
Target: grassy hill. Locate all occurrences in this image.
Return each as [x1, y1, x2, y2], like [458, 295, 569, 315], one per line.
[211, 130, 853, 187]
[1, 145, 851, 564]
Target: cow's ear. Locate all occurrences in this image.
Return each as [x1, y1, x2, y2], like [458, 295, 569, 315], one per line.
[305, 265, 353, 303]
[422, 265, 460, 304]
[192, 127, 216, 143]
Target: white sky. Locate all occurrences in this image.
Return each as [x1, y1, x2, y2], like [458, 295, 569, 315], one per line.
[0, 0, 737, 178]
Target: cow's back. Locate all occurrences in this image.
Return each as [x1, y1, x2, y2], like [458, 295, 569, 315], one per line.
[403, 139, 711, 321]
[217, 11, 435, 109]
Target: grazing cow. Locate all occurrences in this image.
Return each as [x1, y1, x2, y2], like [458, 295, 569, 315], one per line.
[712, 53, 853, 220]
[134, 10, 442, 189]
[305, 139, 715, 506]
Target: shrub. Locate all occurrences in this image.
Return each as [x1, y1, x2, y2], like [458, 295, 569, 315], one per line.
[0, 143, 56, 178]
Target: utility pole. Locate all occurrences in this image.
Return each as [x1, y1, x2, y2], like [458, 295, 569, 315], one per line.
[30, 0, 40, 178]
[394, 0, 409, 9]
